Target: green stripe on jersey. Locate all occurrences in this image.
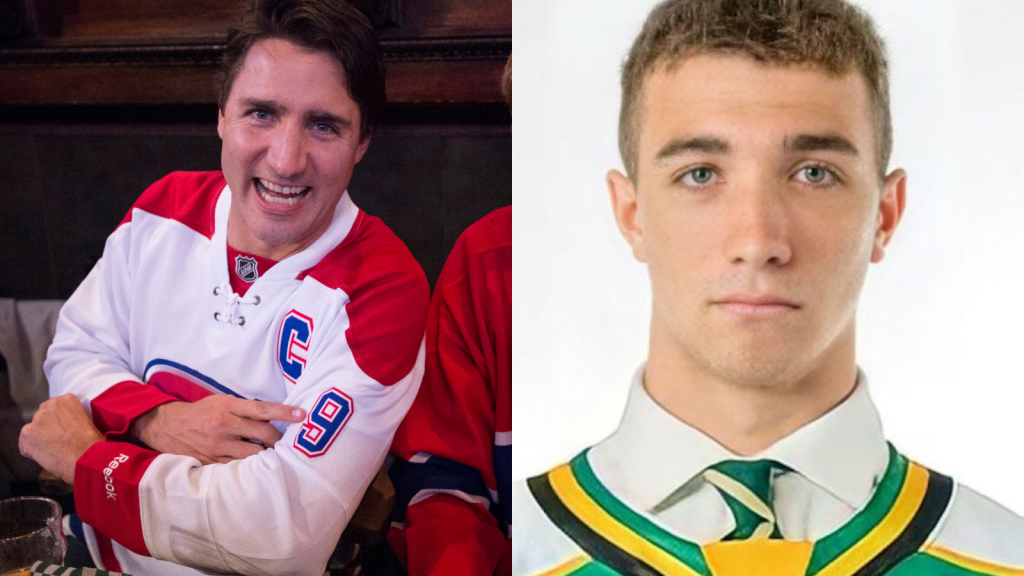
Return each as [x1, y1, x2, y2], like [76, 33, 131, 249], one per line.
[886, 553, 1007, 576]
[570, 561, 626, 576]
[570, 451, 710, 575]
[807, 445, 909, 574]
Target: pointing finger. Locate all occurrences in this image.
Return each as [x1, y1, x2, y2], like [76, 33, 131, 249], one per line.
[232, 399, 305, 422]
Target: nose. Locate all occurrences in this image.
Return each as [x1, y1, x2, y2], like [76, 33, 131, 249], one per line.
[266, 123, 308, 179]
[725, 184, 793, 268]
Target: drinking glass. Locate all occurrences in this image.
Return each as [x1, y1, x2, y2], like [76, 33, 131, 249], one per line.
[0, 497, 66, 576]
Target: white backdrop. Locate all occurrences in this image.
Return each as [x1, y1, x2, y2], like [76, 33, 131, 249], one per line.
[512, 0, 1024, 514]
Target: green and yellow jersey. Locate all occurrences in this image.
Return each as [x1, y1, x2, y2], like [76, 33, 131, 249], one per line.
[513, 447, 1024, 576]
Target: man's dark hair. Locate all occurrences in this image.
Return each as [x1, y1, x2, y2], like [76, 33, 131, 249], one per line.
[219, 0, 386, 141]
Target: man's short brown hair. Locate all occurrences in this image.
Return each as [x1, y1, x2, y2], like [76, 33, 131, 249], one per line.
[502, 56, 512, 107]
[620, 0, 890, 180]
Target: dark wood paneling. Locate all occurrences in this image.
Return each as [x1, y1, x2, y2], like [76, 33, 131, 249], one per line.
[56, 0, 249, 45]
[0, 65, 220, 105]
[386, 59, 506, 104]
[390, 0, 511, 37]
[0, 0, 511, 106]
[0, 58, 506, 105]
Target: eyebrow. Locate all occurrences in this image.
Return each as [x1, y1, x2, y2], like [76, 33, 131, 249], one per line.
[654, 137, 730, 164]
[241, 98, 281, 112]
[785, 134, 860, 157]
[653, 133, 861, 165]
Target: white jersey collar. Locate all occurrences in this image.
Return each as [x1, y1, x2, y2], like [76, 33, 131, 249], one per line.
[212, 185, 361, 283]
[588, 364, 888, 514]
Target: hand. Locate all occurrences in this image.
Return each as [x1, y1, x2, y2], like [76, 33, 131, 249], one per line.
[20, 394, 104, 484]
[130, 395, 306, 464]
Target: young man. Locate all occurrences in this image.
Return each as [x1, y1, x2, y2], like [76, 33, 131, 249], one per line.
[514, 1, 1024, 575]
[388, 57, 512, 576]
[18, 0, 428, 574]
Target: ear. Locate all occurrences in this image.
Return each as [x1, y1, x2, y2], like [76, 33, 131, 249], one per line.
[607, 169, 647, 262]
[354, 133, 372, 164]
[217, 109, 225, 140]
[871, 168, 907, 263]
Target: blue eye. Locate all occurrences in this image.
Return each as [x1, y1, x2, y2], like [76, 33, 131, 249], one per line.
[680, 167, 716, 186]
[794, 165, 837, 186]
[313, 123, 335, 134]
[253, 111, 269, 120]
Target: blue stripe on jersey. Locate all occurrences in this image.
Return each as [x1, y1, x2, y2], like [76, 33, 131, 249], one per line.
[389, 455, 500, 527]
[68, 513, 85, 542]
[143, 359, 247, 399]
[494, 444, 511, 527]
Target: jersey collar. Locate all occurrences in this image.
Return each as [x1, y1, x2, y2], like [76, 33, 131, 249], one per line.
[588, 365, 888, 515]
[212, 185, 361, 285]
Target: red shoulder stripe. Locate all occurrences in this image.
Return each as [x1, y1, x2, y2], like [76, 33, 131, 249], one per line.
[118, 171, 225, 239]
[307, 213, 429, 387]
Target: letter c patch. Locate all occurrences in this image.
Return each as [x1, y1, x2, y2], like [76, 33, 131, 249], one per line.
[278, 310, 314, 383]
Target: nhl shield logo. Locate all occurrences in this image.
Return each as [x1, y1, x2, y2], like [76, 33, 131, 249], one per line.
[235, 255, 259, 283]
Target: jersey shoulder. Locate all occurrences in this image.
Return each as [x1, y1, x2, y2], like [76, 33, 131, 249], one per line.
[307, 211, 426, 292]
[919, 481, 1024, 573]
[435, 206, 512, 298]
[120, 171, 226, 239]
[513, 478, 591, 576]
[304, 211, 429, 387]
[458, 206, 511, 257]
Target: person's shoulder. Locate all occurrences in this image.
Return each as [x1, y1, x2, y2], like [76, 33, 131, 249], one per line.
[302, 211, 429, 387]
[512, 477, 590, 576]
[920, 481, 1024, 573]
[451, 206, 511, 266]
[459, 206, 511, 254]
[436, 206, 512, 295]
[305, 210, 427, 296]
[121, 171, 226, 239]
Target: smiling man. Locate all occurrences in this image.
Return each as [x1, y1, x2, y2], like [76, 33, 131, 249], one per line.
[18, 1, 428, 575]
[513, 1, 1024, 575]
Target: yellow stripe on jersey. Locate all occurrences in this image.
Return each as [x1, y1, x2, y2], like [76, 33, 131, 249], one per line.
[814, 462, 930, 576]
[925, 545, 1024, 576]
[548, 465, 704, 576]
[529, 554, 591, 576]
[702, 540, 813, 576]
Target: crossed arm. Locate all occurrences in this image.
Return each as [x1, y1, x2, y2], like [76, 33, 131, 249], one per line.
[20, 394, 306, 484]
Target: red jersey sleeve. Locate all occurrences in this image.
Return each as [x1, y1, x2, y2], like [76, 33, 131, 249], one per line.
[388, 207, 512, 576]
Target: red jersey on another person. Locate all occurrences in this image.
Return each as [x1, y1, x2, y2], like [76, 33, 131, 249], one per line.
[389, 206, 512, 576]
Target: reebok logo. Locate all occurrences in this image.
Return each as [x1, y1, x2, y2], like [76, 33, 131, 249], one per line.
[103, 454, 129, 501]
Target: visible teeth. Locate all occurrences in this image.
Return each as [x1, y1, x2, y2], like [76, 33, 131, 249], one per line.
[259, 178, 307, 195]
[258, 187, 302, 205]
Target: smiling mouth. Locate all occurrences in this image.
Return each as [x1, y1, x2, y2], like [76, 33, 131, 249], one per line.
[254, 178, 311, 205]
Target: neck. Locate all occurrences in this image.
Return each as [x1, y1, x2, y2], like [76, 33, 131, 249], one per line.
[645, 322, 859, 457]
[226, 204, 328, 261]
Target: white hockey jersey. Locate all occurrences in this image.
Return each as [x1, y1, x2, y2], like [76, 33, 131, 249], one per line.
[45, 171, 429, 576]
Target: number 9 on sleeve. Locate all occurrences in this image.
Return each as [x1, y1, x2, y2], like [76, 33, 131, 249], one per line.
[293, 388, 353, 457]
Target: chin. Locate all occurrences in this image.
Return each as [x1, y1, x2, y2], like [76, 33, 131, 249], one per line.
[248, 221, 309, 247]
[257, 230, 304, 248]
[695, 342, 813, 390]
